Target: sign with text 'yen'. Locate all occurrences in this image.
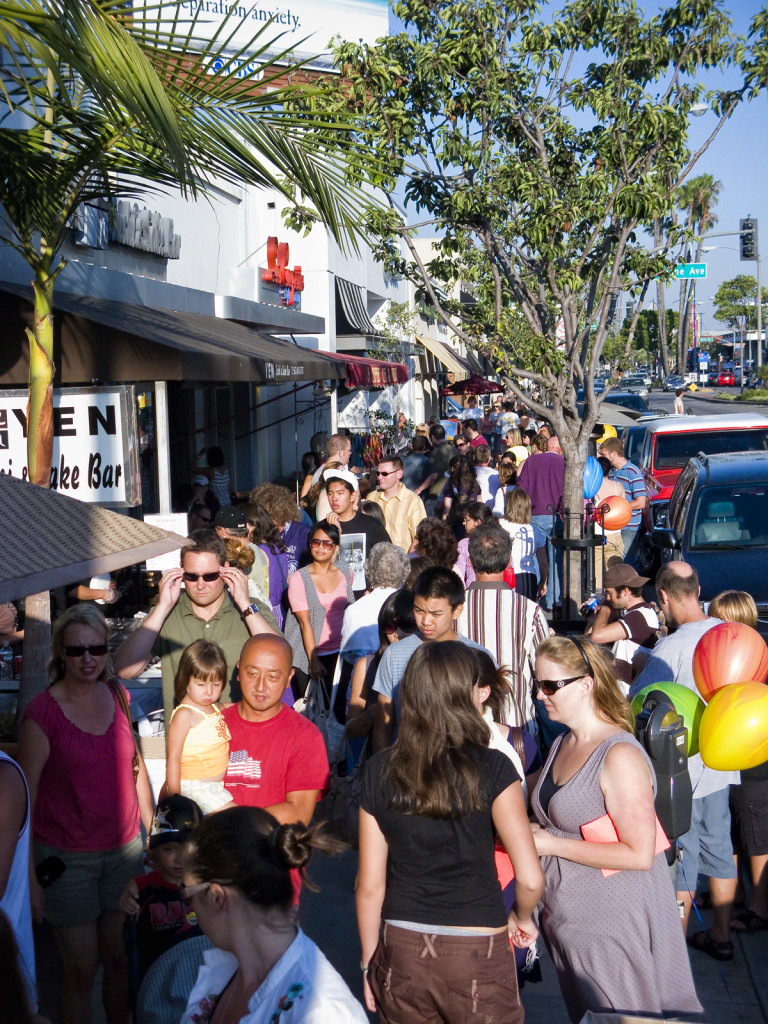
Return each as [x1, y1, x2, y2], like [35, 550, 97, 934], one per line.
[675, 263, 707, 279]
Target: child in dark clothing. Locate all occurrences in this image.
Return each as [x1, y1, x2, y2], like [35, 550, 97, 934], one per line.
[120, 795, 204, 984]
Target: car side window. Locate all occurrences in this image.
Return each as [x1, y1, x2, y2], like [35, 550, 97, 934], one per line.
[671, 477, 695, 535]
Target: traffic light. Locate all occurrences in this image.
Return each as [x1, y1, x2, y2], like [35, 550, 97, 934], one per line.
[740, 217, 758, 261]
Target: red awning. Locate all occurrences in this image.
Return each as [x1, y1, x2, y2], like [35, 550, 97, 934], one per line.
[312, 350, 408, 389]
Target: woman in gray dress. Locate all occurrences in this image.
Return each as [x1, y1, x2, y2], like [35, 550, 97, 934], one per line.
[530, 636, 701, 1022]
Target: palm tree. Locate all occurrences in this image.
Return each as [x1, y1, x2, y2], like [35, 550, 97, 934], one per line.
[1, 0, 365, 484]
[0, 0, 368, 705]
[675, 174, 722, 374]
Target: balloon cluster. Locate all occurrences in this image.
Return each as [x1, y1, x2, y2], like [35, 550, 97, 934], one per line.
[692, 623, 768, 771]
[632, 623, 768, 768]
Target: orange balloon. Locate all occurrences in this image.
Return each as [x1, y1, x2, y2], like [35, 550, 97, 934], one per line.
[699, 682, 768, 771]
[599, 494, 632, 531]
[692, 622, 768, 703]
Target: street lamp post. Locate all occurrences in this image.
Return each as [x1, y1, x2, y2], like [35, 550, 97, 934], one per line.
[738, 314, 746, 394]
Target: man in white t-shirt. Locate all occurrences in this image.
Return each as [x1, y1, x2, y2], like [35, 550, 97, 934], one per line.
[585, 562, 659, 691]
[472, 445, 500, 508]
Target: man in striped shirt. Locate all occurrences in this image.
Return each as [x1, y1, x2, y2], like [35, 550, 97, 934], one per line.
[456, 525, 549, 735]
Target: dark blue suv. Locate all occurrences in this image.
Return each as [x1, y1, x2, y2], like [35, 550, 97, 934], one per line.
[652, 451, 768, 631]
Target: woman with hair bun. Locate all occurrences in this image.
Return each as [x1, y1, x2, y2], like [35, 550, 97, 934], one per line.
[179, 806, 367, 1024]
[530, 636, 701, 1022]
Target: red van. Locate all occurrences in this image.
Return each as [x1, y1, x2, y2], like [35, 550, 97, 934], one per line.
[637, 413, 768, 537]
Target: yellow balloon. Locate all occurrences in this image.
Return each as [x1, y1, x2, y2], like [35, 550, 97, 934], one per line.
[699, 682, 768, 771]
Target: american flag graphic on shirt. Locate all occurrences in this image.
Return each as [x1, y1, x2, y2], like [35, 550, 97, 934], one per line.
[227, 749, 262, 787]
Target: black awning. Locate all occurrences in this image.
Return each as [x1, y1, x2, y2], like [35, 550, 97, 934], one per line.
[335, 277, 381, 336]
[0, 285, 345, 385]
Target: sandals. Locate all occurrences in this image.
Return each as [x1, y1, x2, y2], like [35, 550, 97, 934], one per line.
[687, 930, 734, 961]
[731, 909, 768, 934]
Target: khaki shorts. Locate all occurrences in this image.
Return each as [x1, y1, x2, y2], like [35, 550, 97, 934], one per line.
[35, 835, 144, 927]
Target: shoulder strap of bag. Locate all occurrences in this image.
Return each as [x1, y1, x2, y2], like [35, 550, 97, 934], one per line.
[108, 678, 141, 781]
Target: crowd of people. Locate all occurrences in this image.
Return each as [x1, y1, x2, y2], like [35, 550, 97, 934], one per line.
[2, 402, 765, 1024]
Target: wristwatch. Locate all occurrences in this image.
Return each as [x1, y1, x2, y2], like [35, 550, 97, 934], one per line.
[241, 602, 260, 619]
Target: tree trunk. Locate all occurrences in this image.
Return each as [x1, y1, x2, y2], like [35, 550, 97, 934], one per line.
[17, 272, 56, 732]
[654, 220, 670, 376]
[27, 272, 55, 486]
[558, 431, 589, 622]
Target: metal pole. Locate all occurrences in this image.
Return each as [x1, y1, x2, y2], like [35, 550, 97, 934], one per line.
[154, 380, 172, 513]
[758, 251, 763, 370]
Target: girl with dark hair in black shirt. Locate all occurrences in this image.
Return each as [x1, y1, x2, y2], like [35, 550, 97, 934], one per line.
[357, 641, 544, 1024]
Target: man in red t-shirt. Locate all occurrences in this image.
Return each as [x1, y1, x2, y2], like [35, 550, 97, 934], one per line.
[223, 635, 329, 825]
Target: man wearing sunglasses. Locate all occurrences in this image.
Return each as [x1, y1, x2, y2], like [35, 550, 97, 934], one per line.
[366, 456, 426, 553]
[114, 530, 279, 732]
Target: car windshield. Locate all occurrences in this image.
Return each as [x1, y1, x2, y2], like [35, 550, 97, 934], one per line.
[655, 429, 768, 469]
[691, 483, 768, 549]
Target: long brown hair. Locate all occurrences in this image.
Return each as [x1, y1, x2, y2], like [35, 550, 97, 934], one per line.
[386, 642, 491, 817]
[535, 636, 632, 732]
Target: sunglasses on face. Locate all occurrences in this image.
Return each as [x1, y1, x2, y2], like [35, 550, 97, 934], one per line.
[182, 571, 221, 583]
[376, 469, 397, 477]
[310, 538, 335, 549]
[63, 644, 108, 658]
[533, 674, 584, 696]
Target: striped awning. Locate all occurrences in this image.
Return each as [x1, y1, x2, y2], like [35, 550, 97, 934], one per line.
[335, 278, 381, 336]
[417, 335, 469, 380]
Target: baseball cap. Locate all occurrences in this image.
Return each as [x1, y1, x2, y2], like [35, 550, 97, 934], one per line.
[323, 468, 359, 492]
[213, 505, 248, 530]
[603, 563, 649, 590]
[509, 445, 529, 465]
[147, 795, 203, 850]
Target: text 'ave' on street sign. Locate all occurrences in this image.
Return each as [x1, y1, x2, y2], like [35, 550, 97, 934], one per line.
[675, 263, 707, 279]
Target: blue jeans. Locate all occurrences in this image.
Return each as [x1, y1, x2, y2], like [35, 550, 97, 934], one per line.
[531, 513, 560, 608]
[621, 524, 643, 568]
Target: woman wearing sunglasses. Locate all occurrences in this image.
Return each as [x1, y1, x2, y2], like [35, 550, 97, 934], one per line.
[18, 604, 153, 1024]
[284, 521, 354, 715]
[529, 636, 701, 1023]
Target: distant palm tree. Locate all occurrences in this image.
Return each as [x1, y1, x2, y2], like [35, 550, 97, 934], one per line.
[675, 174, 722, 374]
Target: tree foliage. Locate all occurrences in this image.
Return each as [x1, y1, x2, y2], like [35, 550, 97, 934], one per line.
[713, 275, 768, 332]
[296, 0, 767, 611]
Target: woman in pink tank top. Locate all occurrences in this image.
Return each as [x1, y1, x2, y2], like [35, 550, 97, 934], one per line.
[18, 605, 154, 1024]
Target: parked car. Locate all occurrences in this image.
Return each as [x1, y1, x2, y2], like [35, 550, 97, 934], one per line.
[635, 413, 768, 572]
[620, 417, 670, 467]
[717, 371, 735, 387]
[706, 371, 720, 386]
[662, 374, 692, 392]
[619, 376, 650, 397]
[652, 451, 768, 634]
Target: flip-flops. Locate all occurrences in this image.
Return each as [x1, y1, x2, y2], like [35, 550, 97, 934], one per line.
[730, 909, 768, 934]
[687, 930, 734, 961]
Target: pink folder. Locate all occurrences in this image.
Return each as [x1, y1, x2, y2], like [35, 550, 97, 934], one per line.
[580, 813, 670, 877]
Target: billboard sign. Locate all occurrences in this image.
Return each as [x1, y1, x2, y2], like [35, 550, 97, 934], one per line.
[0, 386, 141, 506]
[158, 0, 389, 70]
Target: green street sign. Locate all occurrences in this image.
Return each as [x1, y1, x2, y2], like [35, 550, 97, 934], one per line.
[675, 263, 707, 279]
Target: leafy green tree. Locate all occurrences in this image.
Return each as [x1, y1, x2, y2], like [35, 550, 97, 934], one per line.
[307, 0, 767, 612]
[713, 276, 768, 332]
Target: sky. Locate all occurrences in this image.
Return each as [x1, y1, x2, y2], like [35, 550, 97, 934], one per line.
[677, 2, 768, 333]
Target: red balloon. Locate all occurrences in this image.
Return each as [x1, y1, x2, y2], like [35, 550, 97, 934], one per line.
[693, 621, 768, 703]
[599, 494, 632, 531]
